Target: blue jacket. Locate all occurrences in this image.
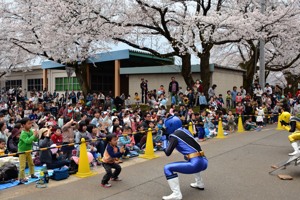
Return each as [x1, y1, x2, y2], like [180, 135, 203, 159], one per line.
[199, 95, 207, 105]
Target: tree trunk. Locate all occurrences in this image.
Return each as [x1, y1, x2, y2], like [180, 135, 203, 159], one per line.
[239, 45, 259, 95]
[199, 51, 211, 95]
[240, 58, 256, 94]
[72, 62, 90, 96]
[180, 53, 194, 88]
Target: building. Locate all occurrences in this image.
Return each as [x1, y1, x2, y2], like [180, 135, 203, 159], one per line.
[121, 64, 245, 99]
[0, 49, 245, 99]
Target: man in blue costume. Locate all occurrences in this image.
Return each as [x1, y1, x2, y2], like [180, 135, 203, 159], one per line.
[162, 116, 208, 200]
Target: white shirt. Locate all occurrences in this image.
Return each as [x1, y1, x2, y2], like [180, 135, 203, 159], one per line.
[264, 86, 272, 95]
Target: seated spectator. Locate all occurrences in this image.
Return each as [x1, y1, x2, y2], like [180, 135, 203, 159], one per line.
[0, 138, 7, 156]
[75, 121, 92, 145]
[244, 118, 257, 131]
[7, 124, 21, 153]
[7, 118, 15, 132]
[134, 92, 141, 106]
[51, 126, 63, 145]
[39, 128, 69, 169]
[124, 127, 141, 152]
[0, 121, 8, 144]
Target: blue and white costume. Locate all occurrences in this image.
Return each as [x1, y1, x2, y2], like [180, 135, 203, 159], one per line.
[162, 116, 208, 200]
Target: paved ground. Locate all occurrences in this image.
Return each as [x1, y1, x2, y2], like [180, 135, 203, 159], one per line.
[2, 125, 300, 200]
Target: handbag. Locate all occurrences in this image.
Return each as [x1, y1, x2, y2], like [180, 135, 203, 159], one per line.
[51, 167, 69, 181]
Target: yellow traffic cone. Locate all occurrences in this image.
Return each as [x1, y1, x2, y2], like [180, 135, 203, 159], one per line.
[139, 128, 159, 159]
[237, 115, 244, 133]
[215, 118, 226, 139]
[276, 113, 284, 130]
[188, 122, 195, 136]
[75, 138, 96, 178]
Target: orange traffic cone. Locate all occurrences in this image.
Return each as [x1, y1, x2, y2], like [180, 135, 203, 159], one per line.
[237, 115, 244, 133]
[139, 128, 159, 159]
[216, 118, 226, 139]
[75, 138, 96, 178]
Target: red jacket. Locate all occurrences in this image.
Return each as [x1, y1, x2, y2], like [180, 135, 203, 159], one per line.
[51, 134, 63, 145]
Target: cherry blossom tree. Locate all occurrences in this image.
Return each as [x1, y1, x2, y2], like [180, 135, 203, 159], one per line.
[210, 0, 300, 92]
[100, 0, 299, 93]
[0, 0, 117, 95]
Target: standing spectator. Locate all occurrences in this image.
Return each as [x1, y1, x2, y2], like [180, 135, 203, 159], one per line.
[225, 90, 232, 109]
[235, 92, 243, 105]
[264, 83, 273, 96]
[18, 118, 39, 183]
[168, 77, 179, 104]
[193, 79, 203, 106]
[140, 78, 148, 104]
[208, 84, 217, 99]
[253, 85, 263, 106]
[199, 93, 208, 111]
[231, 86, 238, 109]
[240, 86, 246, 99]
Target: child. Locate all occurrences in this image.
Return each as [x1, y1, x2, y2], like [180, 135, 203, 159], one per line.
[101, 134, 125, 188]
[123, 127, 140, 152]
[244, 117, 258, 131]
[256, 107, 264, 128]
[226, 90, 232, 109]
[134, 92, 141, 106]
[117, 128, 130, 158]
[227, 111, 236, 132]
[18, 118, 39, 183]
[51, 127, 63, 145]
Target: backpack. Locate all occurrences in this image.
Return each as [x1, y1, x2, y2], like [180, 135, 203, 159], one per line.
[0, 162, 18, 183]
[51, 167, 69, 181]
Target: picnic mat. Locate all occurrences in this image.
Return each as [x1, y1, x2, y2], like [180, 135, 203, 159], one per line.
[0, 166, 52, 190]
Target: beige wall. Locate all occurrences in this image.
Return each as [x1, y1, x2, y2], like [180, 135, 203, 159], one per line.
[212, 69, 244, 98]
[127, 70, 243, 102]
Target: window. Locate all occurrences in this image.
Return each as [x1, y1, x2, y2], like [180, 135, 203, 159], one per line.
[55, 77, 81, 91]
[5, 80, 22, 91]
[27, 79, 43, 92]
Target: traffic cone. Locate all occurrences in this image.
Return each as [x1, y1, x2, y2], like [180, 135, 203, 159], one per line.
[276, 113, 284, 130]
[139, 128, 159, 159]
[75, 138, 96, 178]
[215, 118, 226, 139]
[188, 122, 195, 136]
[237, 115, 244, 133]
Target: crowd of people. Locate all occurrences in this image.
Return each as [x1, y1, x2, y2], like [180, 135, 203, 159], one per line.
[0, 78, 300, 184]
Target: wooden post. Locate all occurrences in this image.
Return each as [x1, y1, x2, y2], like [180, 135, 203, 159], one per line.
[114, 60, 120, 97]
[42, 69, 48, 91]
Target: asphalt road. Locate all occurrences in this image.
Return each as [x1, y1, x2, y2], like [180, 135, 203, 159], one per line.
[2, 125, 300, 200]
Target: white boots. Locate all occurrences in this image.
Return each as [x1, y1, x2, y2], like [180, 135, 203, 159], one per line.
[289, 142, 300, 156]
[190, 173, 204, 190]
[162, 177, 182, 200]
